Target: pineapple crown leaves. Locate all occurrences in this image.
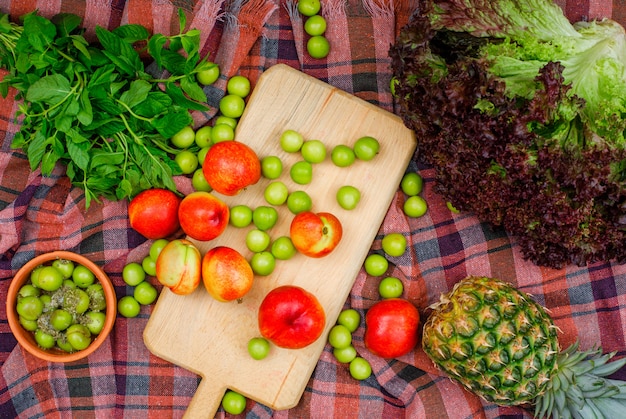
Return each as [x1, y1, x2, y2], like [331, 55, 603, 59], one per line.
[534, 341, 626, 419]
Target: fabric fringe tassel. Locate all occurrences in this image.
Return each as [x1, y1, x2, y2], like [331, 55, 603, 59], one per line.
[362, 0, 395, 19]
[190, 0, 227, 47]
[285, 0, 305, 66]
[322, 0, 348, 20]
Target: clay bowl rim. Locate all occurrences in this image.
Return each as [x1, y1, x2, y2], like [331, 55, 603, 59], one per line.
[6, 250, 117, 363]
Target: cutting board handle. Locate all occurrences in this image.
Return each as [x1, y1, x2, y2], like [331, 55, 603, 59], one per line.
[183, 378, 226, 419]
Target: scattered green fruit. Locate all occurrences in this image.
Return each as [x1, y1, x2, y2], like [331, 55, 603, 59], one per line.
[336, 185, 361, 210]
[378, 276, 404, 299]
[401, 172, 423, 196]
[349, 357, 372, 380]
[331, 145, 355, 167]
[381, 233, 407, 257]
[364, 253, 388, 276]
[403, 195, 428, 218]
[248, 337, 271, 360]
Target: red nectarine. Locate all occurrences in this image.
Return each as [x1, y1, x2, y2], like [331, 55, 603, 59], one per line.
[178, 191, 229, 242]
[128, 188, 181, 239]
[258, 285, 326, 349]
[202, 141, 261, 196]
[289, 211, 343, 257]
[202, 246, 254, 302]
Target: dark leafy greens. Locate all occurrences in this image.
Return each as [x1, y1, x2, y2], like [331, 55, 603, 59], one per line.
[390, 0, 626, 268]
[0, 10, 216, 208]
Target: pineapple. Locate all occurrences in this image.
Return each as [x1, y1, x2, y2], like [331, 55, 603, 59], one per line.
[422, 276, 626, 418]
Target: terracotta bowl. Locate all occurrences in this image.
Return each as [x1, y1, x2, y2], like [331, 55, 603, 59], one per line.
[6, 251, 117, 363]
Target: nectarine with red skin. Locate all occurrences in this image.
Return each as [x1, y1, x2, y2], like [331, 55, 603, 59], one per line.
[202, 246, 254, 302]
[178, 191, 229, 242]
[364, 298, 420, 358]
[155, 239, 202, 295]
[203, 141, 261, 196]
[258, 285, 326, 349]
[290, 211, 342, 257]
[128, 188, 181, 239]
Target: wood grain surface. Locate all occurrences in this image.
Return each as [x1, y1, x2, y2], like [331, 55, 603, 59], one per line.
[143, 64, 417, 418]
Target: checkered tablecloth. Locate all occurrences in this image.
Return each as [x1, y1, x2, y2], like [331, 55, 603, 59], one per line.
[2, 1, 626, 418]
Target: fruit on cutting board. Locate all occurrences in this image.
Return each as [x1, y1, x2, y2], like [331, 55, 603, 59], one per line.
[422, 276, 626, 418]
[155, 239, 202, 295]
[178, 191, 229, 242]
[202, 246, 254, 302]
[202, 141, 261, 196]
[128, 189, 181, 239]
[258, 285, 326, 349]
[364, 298, 420, 358]
[289, 211, 343, 257]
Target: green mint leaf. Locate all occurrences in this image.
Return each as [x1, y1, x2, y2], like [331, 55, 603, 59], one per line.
[181, 30, 201, 56]
[54, 115, 73, 132]
[90, 149, 125, 168]
[66, 135, 90, 171]
[133, 91, 172, 118]
[160, 49, 186, 75]
[85, 118, 125, 136]
[20, 13, 57, 52]
[0, 13, 12, 34]
[169, 37, 183, 52]
[26, 130, 47, 170]
[147, 34, 167, 70]
[51, 13, 83, 37]
[87, 64, 117, 90]
[71, 35, 91, 60]
[91, 97, 122, 116]
[95, 26, 143, 75]
[180, 75, 207, 103]
[112, 24, 150, 43]
[164, 82, 209, 111]
[177, 8, 187, 34]
[184, 51, 200, 74]
[64, 99, 80, 117]
[41, 149, 60, 175]
[128, 141, 179, 191]
[119, 79, 151, 108]
[15, 53, 33, 74]
[150, 108, 193, 138]
[101, 50, 138, 76]
[0, 81, 8, 98]
[77, 89, 93, 125]
[25, 73, 71, 105]
[110, 80, 128, 96]
[117, 178, 133, 200]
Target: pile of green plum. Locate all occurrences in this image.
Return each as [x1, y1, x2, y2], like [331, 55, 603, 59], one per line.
[327, 308, 372, 380]
[15, 259, 107, 352]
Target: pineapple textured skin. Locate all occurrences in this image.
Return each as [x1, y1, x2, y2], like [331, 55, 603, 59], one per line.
[422, 276, 559, 405]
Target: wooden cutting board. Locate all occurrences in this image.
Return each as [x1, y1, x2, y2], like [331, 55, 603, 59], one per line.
[143, 64, 416, 418]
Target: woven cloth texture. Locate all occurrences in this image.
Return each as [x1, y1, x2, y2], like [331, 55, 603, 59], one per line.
[2, 1, 626, 418]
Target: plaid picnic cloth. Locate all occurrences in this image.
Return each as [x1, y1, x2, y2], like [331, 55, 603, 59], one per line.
[1, 0, 626, 418]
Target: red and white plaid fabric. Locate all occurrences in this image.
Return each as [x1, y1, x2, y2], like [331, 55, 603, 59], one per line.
[2, 1, 625, 418]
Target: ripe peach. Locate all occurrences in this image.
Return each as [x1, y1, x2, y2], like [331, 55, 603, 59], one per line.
[155, 239, 202, 295]
[289, 211, 343, 257]
[128, 188, 181, 239]
[364, 298, 420, 358]
[202, 246, 254, 302]
[258, 285, 326, 349]
[202, 141, 261, 196]
[178, 191, 229, 242]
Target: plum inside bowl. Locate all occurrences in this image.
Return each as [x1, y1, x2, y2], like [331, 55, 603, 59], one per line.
[6, 251, 117, 363]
